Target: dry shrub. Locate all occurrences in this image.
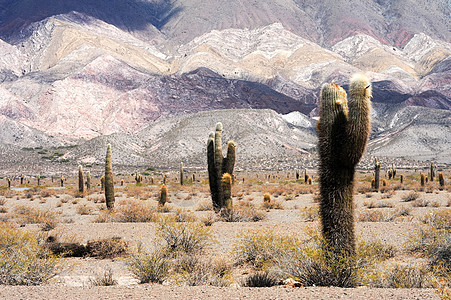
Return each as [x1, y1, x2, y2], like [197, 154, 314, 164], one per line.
[358, 210, 384, 222]
[76, 204, 94, 215]
[381, 190, 395, 199]
[261, 200, 284, 210]
[0, 223, 60, 285]
[365, 263, 432, 288]
[363, 201, 394, 209]
[156, 216, 214, 254]
[422, 209, 451, 230]
[174, 208, 197, 222]
[299, 205, 320, 222]
[13, 205, 59, 230]
[412, 199, 431, 207]
[219, 202, 266, 222]
[242, 271, 280, 287]
[93, 200, 157, 223]
[86, 237, 128, 259]
[233, 229, 297, 270]
[195, 200, 213, 211]
[199, 212, 216, 226]
[0, 198, 6, 205]
[173, 254, 231, 286]
[127, 250, 171, 284]
[90, 268, 117, 286]
[402, 191, 421, 202]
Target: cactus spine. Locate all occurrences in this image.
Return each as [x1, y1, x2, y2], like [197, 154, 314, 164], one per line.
[78, 165, 84, 193]
[317, 74, 371, 286]
[207, 123, 236, 212]
[159, 185, 167, 207]
[180, 162, 184, 186]
[374, 158, 381, 191]
[104, 144, 115, 210]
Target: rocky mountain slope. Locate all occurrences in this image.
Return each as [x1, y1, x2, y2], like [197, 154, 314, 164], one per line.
[0, 1, 449, 170]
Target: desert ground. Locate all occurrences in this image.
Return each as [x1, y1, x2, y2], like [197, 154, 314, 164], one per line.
[0, 169, 449, 299]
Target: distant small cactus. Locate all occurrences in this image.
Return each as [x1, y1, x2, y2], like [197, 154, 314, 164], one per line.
[438, 172, 445, 189]
[382, 179, 387, 187]
[159, 185, 168, 207]
[86, 171, 91, 190]
[104, 144, 115, 210]
[221, 173, 233, 215]
[263, 192, 271, 203]
[78, 165, 84, 193]
[420, 173, 425, 187]
[180, 162, 184, 186]
[374, 158, 381, 191]
[400, 174, 404, 184]
[430, 162, 435, 182]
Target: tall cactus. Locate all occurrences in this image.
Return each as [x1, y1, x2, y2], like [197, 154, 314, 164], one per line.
[86, 171, 91, 190]
[78, 165, 85, 193]
[317, 74, 371, 286]
[207, 123, 236, 212]
[180, 162, 184, 186]
[374, 158, 381, 191]
[105, 144, 115, 210]
[430, 162, 435, 182]
[159, 185, 168, 207]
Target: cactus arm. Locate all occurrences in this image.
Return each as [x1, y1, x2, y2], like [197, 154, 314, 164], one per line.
[222, 140, 236, 178]
[221, 173, 233, 214]
[214, 123, 224, 208]
[344, 74, 372, 166]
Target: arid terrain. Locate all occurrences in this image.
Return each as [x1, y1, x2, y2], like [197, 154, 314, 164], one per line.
[0, 168, 449, 299]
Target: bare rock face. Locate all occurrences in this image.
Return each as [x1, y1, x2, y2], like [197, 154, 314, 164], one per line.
[0, 2, 448, 169]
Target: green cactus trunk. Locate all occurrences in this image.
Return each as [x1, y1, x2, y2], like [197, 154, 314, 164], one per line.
[159, 185, 167, 207]
[78, 165, 84, 193]
[104, 144, 115, 210]
[430, 162, 435, 182]
[180, 162, 184, 186]
[318, 75, 371, 287]
[221, 173, 233, 215]
[374, 159, 381, 191]
[86, 171, 91, 190]
[438, 172, 445, 189]
[207, 123, 236, 212]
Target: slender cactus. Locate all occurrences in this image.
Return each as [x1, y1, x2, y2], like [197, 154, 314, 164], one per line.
[438, 172, 445, 189]
[86, 171, 91, 190]
[304, 169, 308, 184]
[37, 174, 41, 186]
[78, 165, 84, 193]
[221, 173, 233, 215]
[374, 158, 381, 191]
[317, 74, 371, 287]
[420, 173, 425, 187]
[104, 144, 115, 210]
[180, 162, 184, 186]
[400, 174, 404, 184]
[100, 176, 105, 190]
[60, 176, 64, 187]
[207, 123, 236, 212]
[430, 162, 435, 182]
[159, 185, 167, 207]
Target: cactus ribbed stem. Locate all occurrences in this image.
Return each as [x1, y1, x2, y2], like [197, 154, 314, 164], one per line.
[420, 173, 425, 187]
[105, 144, 115, 210]
[180, 162, 184, 186]
[221, 173, 232, 214]
[207, 123, 236, 212]
[374, 159, 381, 191]
[86, 171, 91, 190]
[159, 185, 167, 207]
[318, 74, 371, 287]
[78, 165, 84, 193]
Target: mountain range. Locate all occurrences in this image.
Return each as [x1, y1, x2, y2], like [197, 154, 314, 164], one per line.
[0, 0, 449, 172]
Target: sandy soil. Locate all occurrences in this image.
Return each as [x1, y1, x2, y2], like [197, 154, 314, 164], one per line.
[0, 173, 449, 299]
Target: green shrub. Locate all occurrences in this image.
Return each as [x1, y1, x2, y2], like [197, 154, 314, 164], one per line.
[126, 250, 170, 284]
[156, 216, 214, 254]
[0, 223, 60, 285]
